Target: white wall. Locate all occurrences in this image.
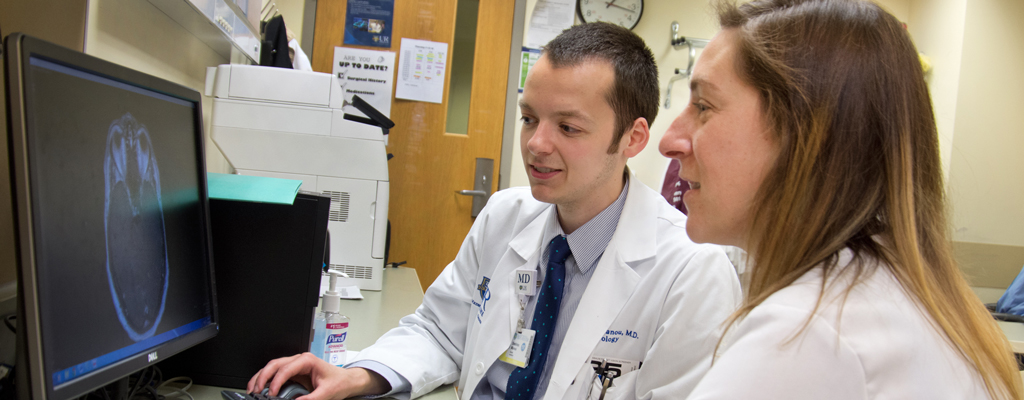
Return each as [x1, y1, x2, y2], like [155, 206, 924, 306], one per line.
[85, 0, 232, 173]
[947, 0, 1024, 247]
[908, 0, 967, 182]
[873, 0, 910, 20]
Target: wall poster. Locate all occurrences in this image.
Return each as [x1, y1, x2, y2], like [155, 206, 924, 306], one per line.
[344, 0, 395, 48]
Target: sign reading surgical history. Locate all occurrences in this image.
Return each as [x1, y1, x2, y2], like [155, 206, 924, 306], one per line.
[333, 47, 396, 142]
[333, 47, 396, 120]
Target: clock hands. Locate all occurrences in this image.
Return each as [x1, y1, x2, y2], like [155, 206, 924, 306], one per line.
[604, 1, 636, 13]
[581, 0, 640, 27]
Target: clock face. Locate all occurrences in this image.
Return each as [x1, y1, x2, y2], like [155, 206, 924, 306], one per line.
[577, 0, 643, 30]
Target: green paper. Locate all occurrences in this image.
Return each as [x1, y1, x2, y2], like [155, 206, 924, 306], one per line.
[207, 173, 302, 205]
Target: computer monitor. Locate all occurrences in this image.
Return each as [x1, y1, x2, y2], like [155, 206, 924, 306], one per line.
[4, 33, 218, 400]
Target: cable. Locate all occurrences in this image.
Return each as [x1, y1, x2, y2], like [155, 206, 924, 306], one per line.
[2, 314, 14, 333]
[156, 376, 194, 400]
[134, 367, 168, 400]
[128, 368, 146, 399]
[75, 365, 197, 400]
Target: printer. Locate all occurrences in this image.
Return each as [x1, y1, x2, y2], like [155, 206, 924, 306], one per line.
[205, 65, 389, 290]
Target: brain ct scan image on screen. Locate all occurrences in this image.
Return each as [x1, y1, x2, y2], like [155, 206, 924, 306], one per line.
[103, 112, 168, 342]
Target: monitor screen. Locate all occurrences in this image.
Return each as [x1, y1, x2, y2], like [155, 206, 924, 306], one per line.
[6, 34, 217, 400]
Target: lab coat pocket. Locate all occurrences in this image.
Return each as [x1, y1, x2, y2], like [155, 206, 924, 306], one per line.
[577, 369, 638, 400]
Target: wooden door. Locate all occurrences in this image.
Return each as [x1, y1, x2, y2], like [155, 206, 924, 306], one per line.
[311, 0, 514, 289]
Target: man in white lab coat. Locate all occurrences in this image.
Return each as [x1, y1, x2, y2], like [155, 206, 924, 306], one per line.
[249, 22, 741, 400]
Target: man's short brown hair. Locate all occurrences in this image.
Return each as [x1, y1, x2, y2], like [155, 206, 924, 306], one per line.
[542, 22, 659, 153]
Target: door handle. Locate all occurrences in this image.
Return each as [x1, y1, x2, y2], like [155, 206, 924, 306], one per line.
[456, 158, 494, 218]
[457, 190, 487, 197]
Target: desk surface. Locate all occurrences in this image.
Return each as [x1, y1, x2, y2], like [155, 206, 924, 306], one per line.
[342, 267, 428, 352]
[195, 267, 456, 400]
[972, 287, 1024, 351]
[972, 287, 1024, 383]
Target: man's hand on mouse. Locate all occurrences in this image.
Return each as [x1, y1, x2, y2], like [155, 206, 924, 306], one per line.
[247, 353, 391, 400]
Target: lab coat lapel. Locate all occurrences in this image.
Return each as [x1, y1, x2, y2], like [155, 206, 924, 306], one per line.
[505, 204, 557, 338]
[461, 204, 555, 398]
[543, 177, 658, 400]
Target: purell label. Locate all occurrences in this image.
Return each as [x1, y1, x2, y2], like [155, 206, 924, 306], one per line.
[324, 322, 348, 365]
[326, 332, 347, 344]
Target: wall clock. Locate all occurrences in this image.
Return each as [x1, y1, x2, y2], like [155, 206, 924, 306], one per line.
[577, 0, 644, 30]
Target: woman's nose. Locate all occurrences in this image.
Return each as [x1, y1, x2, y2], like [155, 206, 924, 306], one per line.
[659, 112, 693, 159]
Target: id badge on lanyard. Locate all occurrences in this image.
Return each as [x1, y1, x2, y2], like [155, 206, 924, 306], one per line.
[499, 268, 540, 368]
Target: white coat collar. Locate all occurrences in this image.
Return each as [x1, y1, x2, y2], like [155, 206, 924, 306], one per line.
[613, 175, 660, 263]
[507, 203, 554, 262]
[507, 175, 653, 265]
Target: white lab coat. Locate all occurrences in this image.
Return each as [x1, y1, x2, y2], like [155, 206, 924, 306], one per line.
[686, 248, 992, 399]
[351, 177, 742, 399]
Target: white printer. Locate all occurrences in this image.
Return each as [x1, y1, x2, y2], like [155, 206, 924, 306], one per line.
[205, 65, 390, 290]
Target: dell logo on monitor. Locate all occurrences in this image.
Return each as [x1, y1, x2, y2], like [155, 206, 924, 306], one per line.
[148, 352, 159, 362]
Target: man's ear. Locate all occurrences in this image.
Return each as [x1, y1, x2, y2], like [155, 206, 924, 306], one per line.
[620, 117, 650, 158]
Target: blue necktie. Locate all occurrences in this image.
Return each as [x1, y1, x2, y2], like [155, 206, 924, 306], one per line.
[505, 235, 571, 400]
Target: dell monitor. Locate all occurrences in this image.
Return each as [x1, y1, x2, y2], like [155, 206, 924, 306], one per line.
[4, 33, 218, 400]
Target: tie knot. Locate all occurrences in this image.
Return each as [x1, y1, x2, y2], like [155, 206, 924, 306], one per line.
[548, 235, 571, 265]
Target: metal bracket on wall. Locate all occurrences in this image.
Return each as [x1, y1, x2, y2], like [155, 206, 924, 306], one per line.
[456, 158, 494, 218]
[665, 21, 709, 109]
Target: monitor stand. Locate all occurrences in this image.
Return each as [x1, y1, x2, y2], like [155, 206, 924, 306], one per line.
[109, 377, 131, 400]
[98, 368, 159, 400]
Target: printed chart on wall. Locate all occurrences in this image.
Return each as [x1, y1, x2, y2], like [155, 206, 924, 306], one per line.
[526, 0, 575, 49]
[344, 0, 395, 48]
[395, 38, 448, 104]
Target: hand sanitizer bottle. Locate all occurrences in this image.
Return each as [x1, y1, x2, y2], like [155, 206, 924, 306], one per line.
[309, 267, 328, 356]
[318, 270, 349, 366]
[309, 309, 327, 357]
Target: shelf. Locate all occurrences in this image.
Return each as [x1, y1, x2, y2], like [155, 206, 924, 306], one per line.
[149, 0, 261, 63]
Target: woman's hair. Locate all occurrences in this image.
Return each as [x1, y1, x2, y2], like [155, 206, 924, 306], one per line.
[717, 0, 1021, 398]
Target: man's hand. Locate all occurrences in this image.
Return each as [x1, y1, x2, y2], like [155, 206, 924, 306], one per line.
[246, 353, 391, 400]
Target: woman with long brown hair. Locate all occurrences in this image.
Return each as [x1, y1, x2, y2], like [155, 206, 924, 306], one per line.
[659, 0, 1022, 398]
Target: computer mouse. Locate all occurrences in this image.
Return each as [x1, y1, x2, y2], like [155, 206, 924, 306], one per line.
[260, 381, 311, 399]
[278, 381, 311, 399]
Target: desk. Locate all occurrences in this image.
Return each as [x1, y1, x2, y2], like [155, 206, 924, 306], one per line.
[1001, 321, 1024, 383]
[342, 267, 430, 352]
[971, 287, 1024, 381]
[998, 321, 1024, 353]
[194, 267, 456, 400]
[971, 287, 1024, 351]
